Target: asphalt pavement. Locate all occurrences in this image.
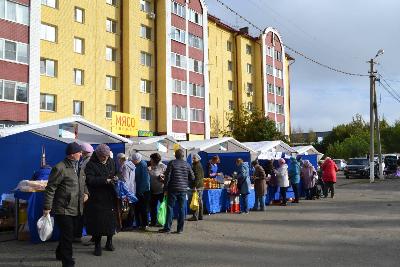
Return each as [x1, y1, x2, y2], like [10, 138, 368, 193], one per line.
[1, 174, 399, 267]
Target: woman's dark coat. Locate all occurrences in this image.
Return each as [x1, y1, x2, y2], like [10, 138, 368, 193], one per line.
[84, 154, 117, 236]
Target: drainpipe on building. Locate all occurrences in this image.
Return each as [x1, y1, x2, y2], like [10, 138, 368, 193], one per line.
[234, 33, 240, 112]
[119, 1, 124, 113]
[154, 2, 158, 135]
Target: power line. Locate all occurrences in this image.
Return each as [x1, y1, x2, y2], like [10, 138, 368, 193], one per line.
[379, 76, 400, 99]
[377, 80, 400, 103]
[213, 0, 368, 77]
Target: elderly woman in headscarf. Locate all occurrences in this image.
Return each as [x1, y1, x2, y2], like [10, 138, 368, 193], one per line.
[301, 160, 317, 200]
[85, 144, 117, 256]
[275, 158, 289, 206]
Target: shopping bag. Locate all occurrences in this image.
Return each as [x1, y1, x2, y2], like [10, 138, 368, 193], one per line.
[190, 191, 199, 211]
[37, 214, 54, 241]
[157, 196, 167, 226]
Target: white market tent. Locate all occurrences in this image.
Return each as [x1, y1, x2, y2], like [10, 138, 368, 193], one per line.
[0, 117, 132, 144]
[293, 145, 324, 161]
[126, 135, 179, 161]
[179, 137, 257, 155]
[243, 140, 296, 160]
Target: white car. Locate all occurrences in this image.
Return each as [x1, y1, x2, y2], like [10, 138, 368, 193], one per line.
[333, 159, 347, 171]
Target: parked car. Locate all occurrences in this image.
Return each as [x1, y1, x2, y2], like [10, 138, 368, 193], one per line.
[344, 158, 378, 179]
[333, 159, 347, 171]
[384, 154, 398, 175]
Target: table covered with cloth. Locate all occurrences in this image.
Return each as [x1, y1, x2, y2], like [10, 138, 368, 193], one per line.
[202, 186, 295, 214]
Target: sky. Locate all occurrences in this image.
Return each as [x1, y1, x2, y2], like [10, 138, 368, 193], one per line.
[205, 0, 400, 132]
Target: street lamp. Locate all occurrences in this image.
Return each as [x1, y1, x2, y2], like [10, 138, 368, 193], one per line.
[369, 49, 384, 183]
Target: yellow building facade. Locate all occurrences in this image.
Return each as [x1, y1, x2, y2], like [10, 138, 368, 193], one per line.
[38, 1, 290, 139]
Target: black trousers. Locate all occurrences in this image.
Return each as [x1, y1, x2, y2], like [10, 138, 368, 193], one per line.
[73, 215, 83, 238]
[324, 182, 335, 197]
[280, 187, 288, 204]
[150, 193, 164, 225]
[55, 215, 79, 266]
[134, 191, 151, 228]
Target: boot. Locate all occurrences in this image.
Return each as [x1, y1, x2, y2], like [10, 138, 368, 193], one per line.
[105, 236, 115, 251]
[94, 237, 102, 256]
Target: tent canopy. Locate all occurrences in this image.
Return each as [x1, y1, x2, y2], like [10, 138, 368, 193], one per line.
[179, 137, 257, 154]
[126, 135, 178, 161]
[0, 117, 132, 144]
[0, 117, 130, 193]
[292, 145, 322, 155]
[243, 140, 295, 160]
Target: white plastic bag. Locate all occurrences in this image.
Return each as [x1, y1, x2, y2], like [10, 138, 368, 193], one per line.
[37, 214, 54, 241]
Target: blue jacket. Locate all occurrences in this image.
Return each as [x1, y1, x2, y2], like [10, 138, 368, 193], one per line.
[134, 160, 150, 195]
[115, 180, 138, 203]
[236, 162, 251, 195]
[288, 159, 301, 184]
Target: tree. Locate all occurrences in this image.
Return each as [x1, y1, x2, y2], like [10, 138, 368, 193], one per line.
[307, 129, 317, 144]
[223, 105, 284, 142]
[290, 126, 306, 144]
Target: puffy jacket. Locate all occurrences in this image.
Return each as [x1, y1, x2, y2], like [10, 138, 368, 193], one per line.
[191, 161, 204, 189]
[44, 158, 87, 216]
[275, 164, 290, 188]
[322, 159, 338, 183]
[134, 160, 150, 195]
[288, 158, 301, 184]
[237, 162, 251, 195]
[164, 159, 195, 192]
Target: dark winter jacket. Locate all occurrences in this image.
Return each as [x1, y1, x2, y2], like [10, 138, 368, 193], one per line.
[164, 159, 195, 192]
[44, 158, 87, 216]
[84, 154, 117, 236]
[191, 161, 204, 189]
[134, 160, 151, 195]
[253, 164, 267, 197]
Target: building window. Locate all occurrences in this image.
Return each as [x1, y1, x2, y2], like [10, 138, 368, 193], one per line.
[228, 80, 233, 91]
[140, 79, 152, 93]
[267, 46, 273, 57]
[267, 83, 274, 94]
[141, 106, 152, 120]
[188, 9, 202, 25]
[171, 26, 185, 43]
[228, 60, 232, 71]
[41, 23, 57, 42]
[276, 104, 284, 114]
[106, 47, 116, 61]
[74, 7, 84, 23]
[246, 44, 252, 55]
[189, 83, 205, 98]
[106, 75, 117, 90]
[267, 102, 275, 113]
[276, 86, 284, 97]
[247, 64, 252, 74]
[106, 0, 117, 6]
[266, 64, 273, 75]
[190, 109, 204, 122]
[0, 40, 28, 64]
[171, 52, 186, 68]
[73, 37, 84, 54]
[189, 34, 203, 50]
[274, 68, 283, 79]
[275, 50, 282, 61]
[140, 25, 152, 40]
[171, 1, 185, 18]
[4, 40, 16, 61]
[172, 79, 187, 94]
[74, 69, 84, 85]
[106, 18, 117, 33]
[172, 105, 187, 120]
[228, 100, 234, 111]
[0, 80, 28, 103]
[0, 0, 29, 25]
[227, 41, 232, 52]
[106, 104, 116, 118]
[40, 58, 56, 77]
[140, 51, 152, 66]
[189, 58, 203, 74]
[277, 122, 285, 133]
[41, 0, 57, 8]
[40, 94, 56, 111]
[73, 100, 84, 116]
[140, 0, 151, 13]
[247, 102, 254, 111]
[246, 83, 253, 94]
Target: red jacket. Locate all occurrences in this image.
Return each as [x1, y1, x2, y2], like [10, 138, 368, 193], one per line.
[321, 159, 338, 183]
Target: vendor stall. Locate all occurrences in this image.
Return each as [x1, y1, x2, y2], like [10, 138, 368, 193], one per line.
[0, 117, 132, 243]
[244, 140, 296, 160]
[126, 135, 178, 161]
[292, 145, 324, 168]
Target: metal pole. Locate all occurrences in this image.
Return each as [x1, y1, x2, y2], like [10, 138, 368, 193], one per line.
[369, 59, 375, 183]
[374, 83, 384, 179]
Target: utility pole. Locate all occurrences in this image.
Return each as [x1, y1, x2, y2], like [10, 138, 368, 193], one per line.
[369, 58, 375, 183]
[374, 81, 384, 179]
